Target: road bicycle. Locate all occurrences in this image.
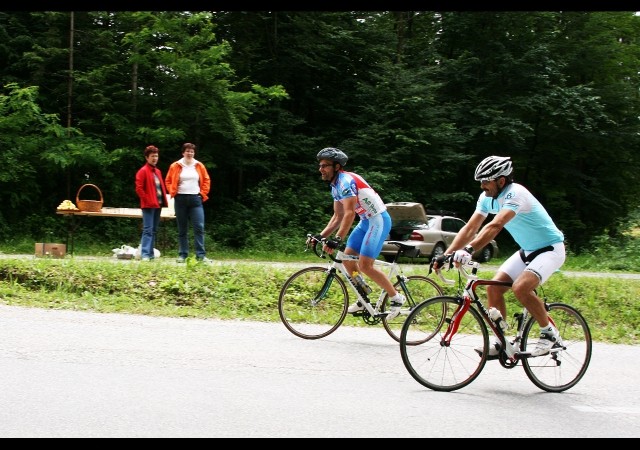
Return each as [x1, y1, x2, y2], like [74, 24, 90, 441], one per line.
[399, 256, 592, 392]
[278, 235, 444, 343]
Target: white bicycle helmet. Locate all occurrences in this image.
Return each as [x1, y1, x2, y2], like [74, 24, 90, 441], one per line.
[474, 156, 513, 181]
[317, 147, 348, 167]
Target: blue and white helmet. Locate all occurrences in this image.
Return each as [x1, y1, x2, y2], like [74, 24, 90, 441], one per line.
[474, 156, 513, 181]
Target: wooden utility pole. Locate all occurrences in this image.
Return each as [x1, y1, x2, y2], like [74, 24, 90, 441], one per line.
[66, 11, 74, 198]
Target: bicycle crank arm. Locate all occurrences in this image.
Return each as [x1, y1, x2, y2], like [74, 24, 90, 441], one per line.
[516, 346, 564, 359]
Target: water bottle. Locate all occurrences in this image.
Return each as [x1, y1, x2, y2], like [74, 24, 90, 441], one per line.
[488, 307, 508, 331]
[352, 271, 373, 295]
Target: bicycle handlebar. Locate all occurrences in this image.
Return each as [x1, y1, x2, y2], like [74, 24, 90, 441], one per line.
[429, 254, 480, 285]
[305, 234, 345, 262]
[305, 234, 419, 266]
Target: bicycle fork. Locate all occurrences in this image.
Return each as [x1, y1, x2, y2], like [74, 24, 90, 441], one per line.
[312, 269, 339, 306]
[441, 297, 471, 346]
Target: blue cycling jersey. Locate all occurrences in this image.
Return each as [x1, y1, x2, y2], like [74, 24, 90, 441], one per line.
[476, 183, 564, 251]
[330, 171, 390, 258]
[330, 171, 386, 220]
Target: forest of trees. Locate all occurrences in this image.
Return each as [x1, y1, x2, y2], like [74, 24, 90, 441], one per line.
[1, 11, 640, 254]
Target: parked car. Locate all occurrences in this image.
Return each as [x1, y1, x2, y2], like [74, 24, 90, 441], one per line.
[380, 202, 499, 263]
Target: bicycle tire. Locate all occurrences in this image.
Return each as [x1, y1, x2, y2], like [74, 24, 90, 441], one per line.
[382, 275, 444, 344]
[521, 302, 592, 392]
[400, 296, 489, 392]
[278, 266, 349, 339]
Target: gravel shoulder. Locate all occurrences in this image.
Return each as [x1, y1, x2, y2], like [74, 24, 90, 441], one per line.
[2, 253, 639, 279]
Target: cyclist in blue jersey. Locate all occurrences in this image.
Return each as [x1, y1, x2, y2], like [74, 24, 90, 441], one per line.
[434, 156, 565, 358]
[310, 147, 406, 319]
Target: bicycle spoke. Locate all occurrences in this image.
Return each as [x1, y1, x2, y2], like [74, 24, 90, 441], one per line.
[521, 303, 592, 392]
[400, 296, 488, 392]
[278, 267, 348, 339]
[382, 275, 444, 343]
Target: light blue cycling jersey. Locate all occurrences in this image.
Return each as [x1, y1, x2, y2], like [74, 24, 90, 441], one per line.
[476, 182, 564, 252]
[330, 171, 386, 220]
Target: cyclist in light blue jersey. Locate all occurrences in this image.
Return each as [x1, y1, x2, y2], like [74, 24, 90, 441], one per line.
[310, 147, 405, 320]
[435, 156, 566, 358]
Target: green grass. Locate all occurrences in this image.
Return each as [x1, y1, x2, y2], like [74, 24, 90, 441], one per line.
[0, 252, 638, 345]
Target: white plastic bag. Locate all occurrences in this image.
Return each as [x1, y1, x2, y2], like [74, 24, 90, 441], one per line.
[134, 245, 161, 260]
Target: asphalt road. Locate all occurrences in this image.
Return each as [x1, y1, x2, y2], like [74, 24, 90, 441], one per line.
[0, 304, 638, 438]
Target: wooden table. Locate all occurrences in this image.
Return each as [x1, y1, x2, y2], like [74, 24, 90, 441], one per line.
[57, 207, 176, 254]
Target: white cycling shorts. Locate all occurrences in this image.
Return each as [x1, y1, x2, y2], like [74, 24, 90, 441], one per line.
[498, 242, 566, 285]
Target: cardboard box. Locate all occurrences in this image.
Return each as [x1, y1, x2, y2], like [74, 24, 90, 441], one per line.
[34, 243, 66, 258]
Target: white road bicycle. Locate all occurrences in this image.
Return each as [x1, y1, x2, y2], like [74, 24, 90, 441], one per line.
[278, 234, 444, 343]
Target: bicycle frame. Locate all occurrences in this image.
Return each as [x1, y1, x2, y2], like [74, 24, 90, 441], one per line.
[434, 260, 551, 363]
[314, 246, 407, 320]
[279, 235, 445, 342]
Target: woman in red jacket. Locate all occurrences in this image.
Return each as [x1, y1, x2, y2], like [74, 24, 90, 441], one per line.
[135, 145, 169, 261]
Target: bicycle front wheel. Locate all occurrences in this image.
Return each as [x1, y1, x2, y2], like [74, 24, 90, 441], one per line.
[278, 267, 349, 339]
[400, 296, 489, 392]
[382, 275, 444, 344]
[521, 302, 592, 392]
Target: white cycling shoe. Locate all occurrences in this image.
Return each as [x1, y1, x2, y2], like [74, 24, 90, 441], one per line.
[531, 328, 563, 357]
[475, 342, 501, 360]
[385, 294, 406, 320]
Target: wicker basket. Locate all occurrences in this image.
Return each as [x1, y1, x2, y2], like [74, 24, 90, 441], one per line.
[76, 184, 103, 212]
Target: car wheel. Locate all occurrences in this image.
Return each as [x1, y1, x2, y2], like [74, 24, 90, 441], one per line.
[431, 243, 446, 259]
[478, 246, 493, 263]
[383, 255, 395, 263]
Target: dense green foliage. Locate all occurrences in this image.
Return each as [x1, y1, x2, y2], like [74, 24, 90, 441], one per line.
[1, 11, 640, 254]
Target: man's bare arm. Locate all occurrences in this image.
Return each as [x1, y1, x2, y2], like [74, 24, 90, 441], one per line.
[467, 209, 515, 251]
[445, 211, 487, 254]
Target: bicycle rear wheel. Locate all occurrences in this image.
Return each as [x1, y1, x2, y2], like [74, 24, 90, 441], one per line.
[521, 302, 592, 392]
[400, 296, 489, 392]
[278, 267, 349, 339]
[382, 275, 444, 344]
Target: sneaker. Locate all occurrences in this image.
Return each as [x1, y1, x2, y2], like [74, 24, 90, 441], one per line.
[347, 301, 364, 313]
[475, 342, 501, 360]
[385, 294, 406, 320]
[196, 257, 213, 264]
[141, 257, 152, 262]
[176, 257, 186, 263]
[531, 328, 562, 357]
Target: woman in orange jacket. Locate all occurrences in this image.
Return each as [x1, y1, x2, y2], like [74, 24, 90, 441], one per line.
[135, 145, 169, 261]
[165, 142, 212, 263]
